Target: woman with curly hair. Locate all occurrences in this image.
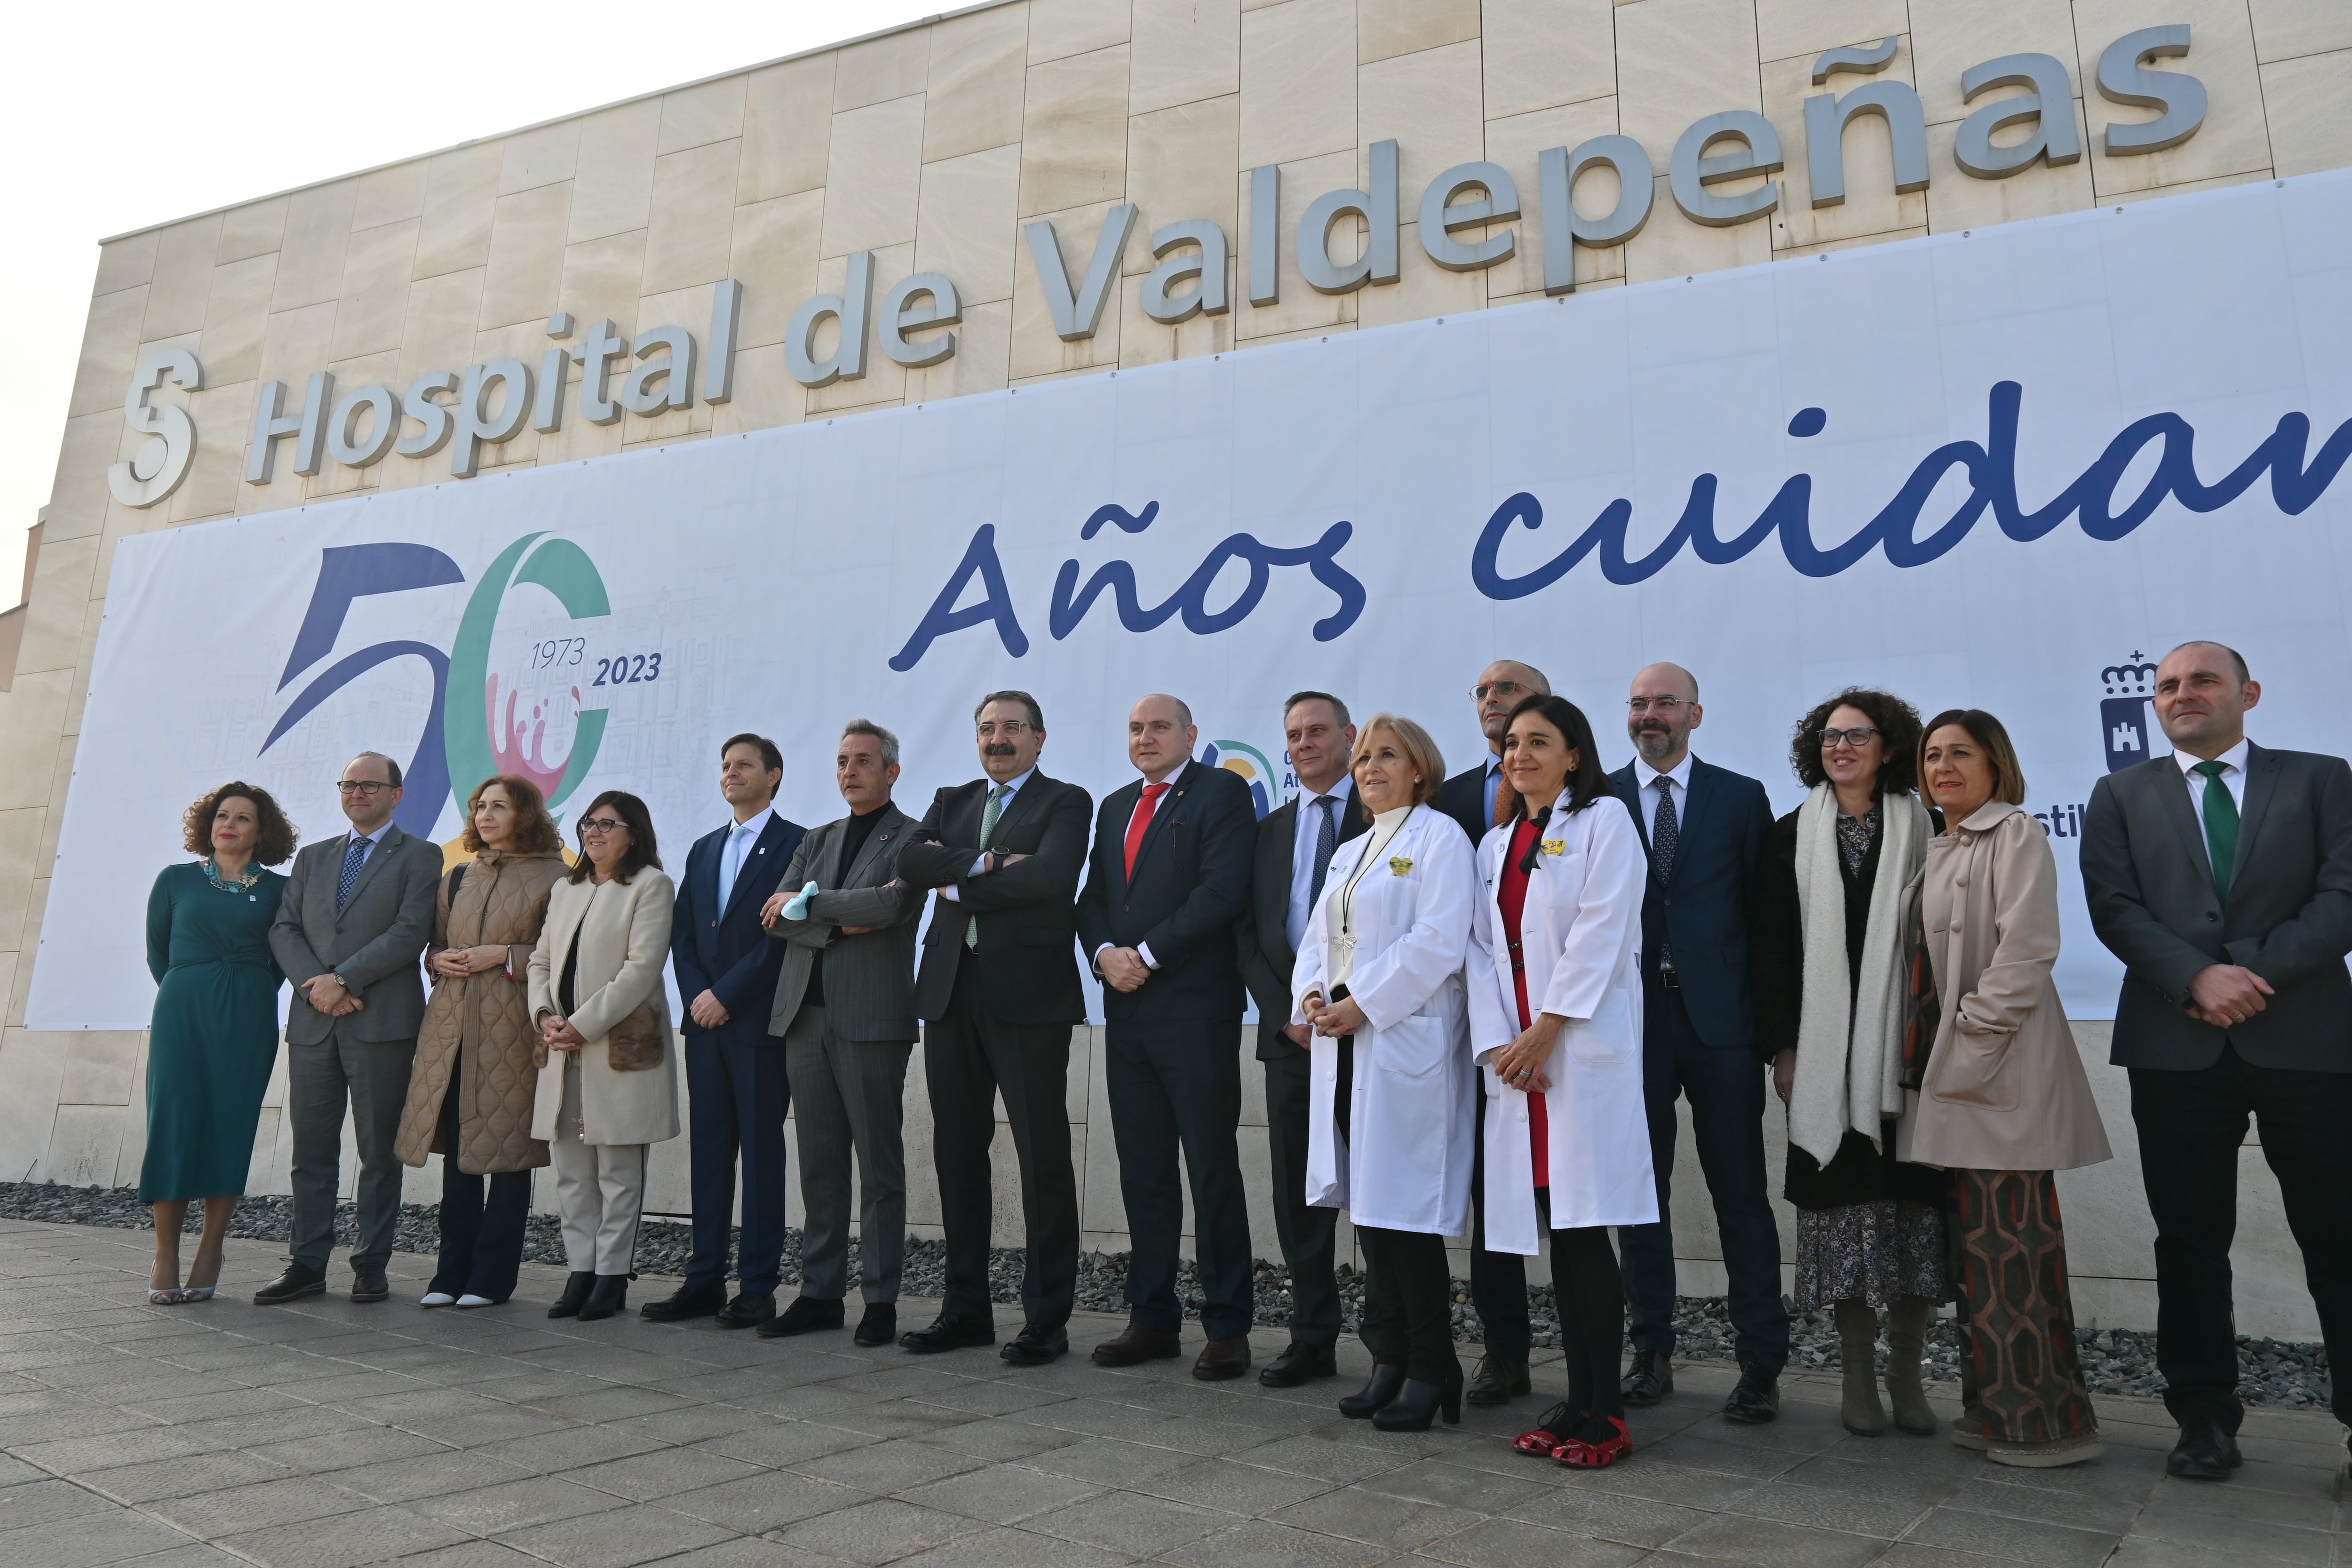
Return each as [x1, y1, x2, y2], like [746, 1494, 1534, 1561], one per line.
[1752, 688, 1944, 1437]
[142, 782, 299, 1303]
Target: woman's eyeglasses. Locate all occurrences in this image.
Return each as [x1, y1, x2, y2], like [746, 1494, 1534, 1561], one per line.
[577, 817, 625, 833]
[1818, 727, 1881, 749]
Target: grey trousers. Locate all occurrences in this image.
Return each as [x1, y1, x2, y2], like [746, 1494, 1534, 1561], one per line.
[287, 1023, 416, 1271]
[551, 1056, 647, 1276]
[784, 1005, 914, 1303]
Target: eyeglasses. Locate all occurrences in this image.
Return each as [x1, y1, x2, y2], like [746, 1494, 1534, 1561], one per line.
[974, 720, 1032, 737]
[1471, 681, 1528, 701]
[578, 817, 626, 834]
[336, 780, 392, 796]
[1626, 697, 1686, 715]
[1819, 727, 1881, 749]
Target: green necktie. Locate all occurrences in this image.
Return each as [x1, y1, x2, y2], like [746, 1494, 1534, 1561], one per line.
[964, 784, 1007, 948]
[2193, 759, 2239, 905]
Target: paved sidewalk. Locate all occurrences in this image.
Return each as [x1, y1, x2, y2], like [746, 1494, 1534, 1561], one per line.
[0, 1219, 2342, 1568]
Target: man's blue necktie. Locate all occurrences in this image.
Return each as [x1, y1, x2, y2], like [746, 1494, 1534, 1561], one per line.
[336, 835, 369, 911]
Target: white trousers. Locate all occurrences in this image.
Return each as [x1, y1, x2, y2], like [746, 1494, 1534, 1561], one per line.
[550, 1057, 646, 1275]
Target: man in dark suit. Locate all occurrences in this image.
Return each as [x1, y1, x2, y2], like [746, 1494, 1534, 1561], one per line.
[2080, 640, 2352, 1480]
[1432, 658, 1550, 1405]
[644, 733, 806, 1329]
[896, 690, 1093, 1366]
[1237, 691, 1367, 1386]
[1078, 693, 1259, 1381]
[261, 751, 442, 1305]
[1608, 661, 1786, 1423]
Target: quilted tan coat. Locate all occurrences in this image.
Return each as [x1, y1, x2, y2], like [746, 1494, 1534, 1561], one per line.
[396, 849, 566, 1174]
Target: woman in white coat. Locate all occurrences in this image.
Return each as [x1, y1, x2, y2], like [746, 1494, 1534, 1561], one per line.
[1293, 715, 1486, 1432]
[529, 789, 680, 1322]
[1471, 694, 1656, 1470]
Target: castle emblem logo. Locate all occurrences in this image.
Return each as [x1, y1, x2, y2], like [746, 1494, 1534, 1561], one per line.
[2100, 652, 2160, 773]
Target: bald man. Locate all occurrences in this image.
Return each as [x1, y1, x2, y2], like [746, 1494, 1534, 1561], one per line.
[1077, 694, 1260, 1380]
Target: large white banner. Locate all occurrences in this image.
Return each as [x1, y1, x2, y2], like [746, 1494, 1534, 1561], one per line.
[33, 171, 2352, 1031]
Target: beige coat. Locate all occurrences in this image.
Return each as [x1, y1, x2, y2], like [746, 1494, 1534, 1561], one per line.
[396, 849, 566, 1173]
[1898, 802, 2111, 1173]
[527, 868, 680, 1147]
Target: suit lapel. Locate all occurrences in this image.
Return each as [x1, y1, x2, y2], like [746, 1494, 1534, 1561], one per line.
[843, 805, 909, 884]
[2227, 745, 2277, 899]
[2149, 757, 2216, 886]
[981, 775, 1042, 849]
[1128, 761, 1194, 882]
[1611, 769, 1652, 854]
[1668, 763, 1714, 886]
[1263, 798, 1300, 909]
[339, 824, 404, 912]
[720, 818, 785, 923]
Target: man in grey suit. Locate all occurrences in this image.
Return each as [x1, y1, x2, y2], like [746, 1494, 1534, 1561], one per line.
[261, 751, 444, 1304]
[2081, 641, 2352, 1481]
[759, 720, 925, 1347]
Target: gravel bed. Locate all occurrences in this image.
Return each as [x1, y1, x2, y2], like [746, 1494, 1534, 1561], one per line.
[6, 1181, 2329, 1410]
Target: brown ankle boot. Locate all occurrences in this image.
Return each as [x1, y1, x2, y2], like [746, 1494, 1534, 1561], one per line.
[1833, 1299, 1888, 1436]
[1883, 1295, 1939, 1435]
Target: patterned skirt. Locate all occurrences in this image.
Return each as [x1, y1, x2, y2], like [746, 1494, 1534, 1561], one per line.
[1793, 1199, 1948, 1310]
[1952, 1169, 2098, 1446]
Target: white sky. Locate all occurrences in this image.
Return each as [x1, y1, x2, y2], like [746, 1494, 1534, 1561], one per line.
[0, 0, 943, 601]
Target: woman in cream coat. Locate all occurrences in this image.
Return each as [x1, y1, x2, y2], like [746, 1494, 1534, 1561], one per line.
[529, 789, 679, 1322]
[1292, 715, 1485, 1433]
[1470, 693, 1655, 1470]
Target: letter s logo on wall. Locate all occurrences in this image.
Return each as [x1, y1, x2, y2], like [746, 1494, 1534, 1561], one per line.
[106, 350, 203, 509]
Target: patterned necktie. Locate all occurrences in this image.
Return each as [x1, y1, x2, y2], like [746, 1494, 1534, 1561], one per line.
[965, 784, 1008, 948]
[717, 822, 751, 911]
[1307, 794, 1341, 909]
[335, 835, 370, 910]
[1651, 777, 1679, 969]
[2194, 759, 2239, 904]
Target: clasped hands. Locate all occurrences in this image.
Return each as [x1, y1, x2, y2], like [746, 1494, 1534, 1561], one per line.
[1099, 947, 1152, 993]
[2186, 963, 2273, 1028]
[299, 974, 363, 1017]
[429, 945, 509, 981]
[539, 1010, 587, 1051]
[1491, 1013, 1565, 1094]
[1296, 990, 1367, 1037]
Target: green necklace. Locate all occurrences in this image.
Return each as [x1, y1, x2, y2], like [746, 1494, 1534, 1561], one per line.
[202, 857, 261, 892]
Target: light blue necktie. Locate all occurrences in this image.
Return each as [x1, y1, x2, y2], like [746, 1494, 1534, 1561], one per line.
[717, 822, 751, 911]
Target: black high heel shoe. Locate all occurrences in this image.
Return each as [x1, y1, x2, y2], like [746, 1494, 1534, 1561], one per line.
[577, 1275, 629, 1322]
[547, 1272, 596, 1319]
[1373, 1372, 1464, 1432]
[1338, 1363, 1407, 1419]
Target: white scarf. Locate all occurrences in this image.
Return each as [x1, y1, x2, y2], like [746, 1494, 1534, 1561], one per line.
[1787, 784, 1928, 1166]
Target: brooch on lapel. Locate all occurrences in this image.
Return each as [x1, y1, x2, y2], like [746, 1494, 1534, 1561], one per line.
[1541, 838, 1565, 857]
[1388, 856, 1414, 877]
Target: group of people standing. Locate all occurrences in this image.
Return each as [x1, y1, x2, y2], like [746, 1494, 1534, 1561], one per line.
[135, 640, 2352, 1486]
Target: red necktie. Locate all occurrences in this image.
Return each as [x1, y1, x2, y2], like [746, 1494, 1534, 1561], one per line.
[1124, 781, 1170, 879]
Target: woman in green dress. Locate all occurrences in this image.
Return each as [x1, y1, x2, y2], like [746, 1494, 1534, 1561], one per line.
[143, 782, 298, 1304]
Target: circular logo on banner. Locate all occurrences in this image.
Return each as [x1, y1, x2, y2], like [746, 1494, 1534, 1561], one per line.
[1203, 740, 1280, 820]
[443, 533, 612, 822]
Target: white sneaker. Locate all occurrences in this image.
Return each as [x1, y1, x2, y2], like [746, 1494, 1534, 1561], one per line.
[455, 1294, 497, 1309]
[419, 1292, 456, 1308]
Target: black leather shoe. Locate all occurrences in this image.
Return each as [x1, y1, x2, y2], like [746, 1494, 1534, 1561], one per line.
[1374, 1373, 1463, 1433]
[1464, 1353, 1530, 1406]
[1193, 1337, 1252, 1382]
[2166, 1413, 2243, 1480]
[716, 1291, 778, 1330]
[755, 1296, 842, 1338]
[1092, 1324, 1184, 1366]
[854, 1304, 898, 1347]
[1259, 1343, 1338, 1388]
[253, 1263, 325, 1305]
[1339, 1363, 1408, 1419]
[1001, 1323, 1069, 1366]
[547, 1272, 596, 1319]
[350, 1265, 389, 1304]
[638, 1283, 726, 1322]
[577, 1275, 629, 1322]
[1621, 1350, 1675, 1406]
[1723, 1365, 1781, 1425]
[900, 1314, 995, 1354]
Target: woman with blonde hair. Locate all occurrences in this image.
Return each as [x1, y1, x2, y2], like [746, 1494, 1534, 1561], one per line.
[396, 774, 567, 1309]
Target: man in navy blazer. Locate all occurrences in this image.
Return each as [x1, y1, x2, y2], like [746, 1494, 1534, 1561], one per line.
[645, 733, 806, 1329]
[1607, 662, 1787, 1424]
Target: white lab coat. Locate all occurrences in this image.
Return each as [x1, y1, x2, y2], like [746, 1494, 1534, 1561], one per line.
[1289, 804, 1486, 1235]
[1468, 789, 1658, 1251]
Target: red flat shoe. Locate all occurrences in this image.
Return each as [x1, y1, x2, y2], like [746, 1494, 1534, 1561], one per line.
[1512, 1401, 1577, 1458]
[1557, 1417, 1635, 1468]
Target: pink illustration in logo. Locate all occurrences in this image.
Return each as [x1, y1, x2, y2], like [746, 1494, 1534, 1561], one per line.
[485, 673, 582, 800]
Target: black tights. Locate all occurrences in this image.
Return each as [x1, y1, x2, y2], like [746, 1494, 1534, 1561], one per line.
[1554, 1222, 1626, 1441]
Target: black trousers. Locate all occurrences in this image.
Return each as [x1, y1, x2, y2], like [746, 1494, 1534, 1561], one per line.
[1357, 1226, 1461, 1385]
[429, 1058, 532, 1302]
[1618, 979, 1788, 1373]
[2130, 1045, 2352, 1427]
[926, 953, 1080, 1328]
[1262, 1044, 1342, 1349]
[1105, 1017, 1255, 1341]
[1469, 1074, 1531, 1361]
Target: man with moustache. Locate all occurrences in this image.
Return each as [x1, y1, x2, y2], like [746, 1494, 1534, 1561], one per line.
[1238, 691, 1368, 1385]
[1609, 662, 1786, 1423]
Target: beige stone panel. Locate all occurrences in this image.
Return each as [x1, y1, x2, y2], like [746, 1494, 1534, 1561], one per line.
[711, 340, 809, 435]
[1029, 0, 1128, 63]
[1358, 0, 1478, 65]
[1240, 0, 1357, 167]
[1483, 0, 1617, 120]
[201, 252, 280, 387]
[1624, 173, 1773, 282]
[915, 144, 1023, 305]
[306, 347, 399, 501]
[730, 191, 827, 349]
[58, 1031, 136, 1107]
[559, 229, 650, 341]
[644, 140, 742, 296]
[352, 161, 426, 231]
[141, 216, 224, 342]
[627, 280, 723, 441]
[2251, 0, 2352, 62]
[532, 367, 630, 470]
[0, 809, 40, 953]
[570, 98, 664, 245]
[479, 183, 573, 330]
[270, 180, 358, 312]
[1010, 199, 1127, 377]
[1122, 96, 1240, 277]
[42, 1101, 124, 1186]
[1483, 97, 1627, 298]
[13, 534, 96, 679]
[167, 380, 256, 525]
[805, 246, 914, 414]
[329, 219, 420, 363]
[1233, 150, 1359, 339]
[215, 197, 288, 267]
[1908, 0, 2082, 126]
[1116, 266, 1237, 367]
[2108, 167, 2279, 206]
[1764, 47, 1927, 250]
[1755, 0, 1905, 65]
[2261, 50, 2352, 178]
[67, 288, 147, 419]
[836, 26, 930, 110]
[0, 1026, 63, 1165]
[1774, 223, 1926, 258]
[906, 296, 1013, 402]
[1617, 0, 1765, 154]
[1922, 106, 2098, 232]
[37, 412, 119, 544]
[739, 53, 836, 203]
[93, 231, 158, 296]
[2074, 0, 2272, 198]
[256, 301, 338, 398]
[822, 94, 928, 255]
[1019, 46, 1132, 216]
[59, 601, 104, 737]
[1358, 40, 1486, 195]
[501, 120, 580, 196]
[413, 144, 502, 280]
[1131, 0, 1241, 114]
[925, 3, 1030, 161]
[0, 670, 67, 813]
[381, 271, 487, 493]
[660, 75, 747, 155]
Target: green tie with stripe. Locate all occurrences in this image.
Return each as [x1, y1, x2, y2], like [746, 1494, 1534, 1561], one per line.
[2193, 759, 2238, 905]
[965, 784, 1007, 947]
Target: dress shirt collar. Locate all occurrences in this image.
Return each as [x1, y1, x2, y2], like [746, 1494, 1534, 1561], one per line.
[727, 804, 776, 841]
[1300, 774, 1355, 814]
[1635, 751, 1695, 795]
[2173, 738, 2249, 780]
[983, 767, 1035, 800]
[347, 820, 390, 848]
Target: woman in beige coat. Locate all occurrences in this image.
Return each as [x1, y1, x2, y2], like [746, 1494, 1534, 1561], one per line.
[396, 776, 566, 1308]
[1900, 709, 2112, 1471]
[529, 789, 679, 1321]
